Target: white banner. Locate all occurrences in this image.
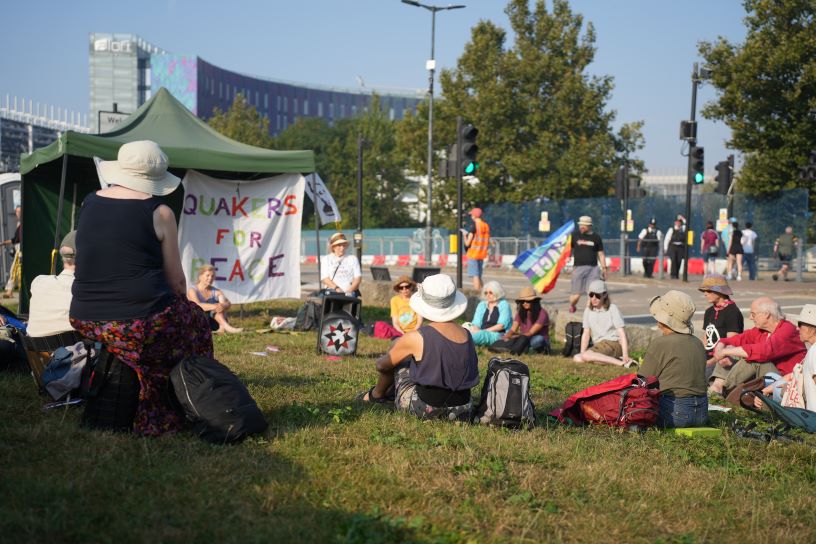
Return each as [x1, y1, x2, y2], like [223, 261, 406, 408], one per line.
[303, 173, 341, 226]
[178, 171, 304, 302]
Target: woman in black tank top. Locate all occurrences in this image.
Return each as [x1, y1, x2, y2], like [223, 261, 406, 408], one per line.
[358, 274, 479, 421]
[69, 141, 214, 437]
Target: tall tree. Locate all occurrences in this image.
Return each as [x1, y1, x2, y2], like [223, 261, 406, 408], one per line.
[396, 0, 644, 226]
[699, 0, 816, 197]
[208, 93, 274, 148]
[275, 96, 419, 229]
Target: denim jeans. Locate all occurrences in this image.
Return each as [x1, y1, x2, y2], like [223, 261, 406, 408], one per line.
[743, 253, 757, 280]
[658, 395, 708, 428]
[529, 335, 550, 354]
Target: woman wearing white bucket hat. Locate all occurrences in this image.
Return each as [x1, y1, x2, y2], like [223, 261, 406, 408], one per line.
[357, 274, 480, 421]
[70, 140, 213, 437]
[640, 290, 709, 428]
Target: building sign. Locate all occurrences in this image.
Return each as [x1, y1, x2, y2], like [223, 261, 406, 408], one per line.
[97, 110, 130, 134]
[92, 38, 133, 54]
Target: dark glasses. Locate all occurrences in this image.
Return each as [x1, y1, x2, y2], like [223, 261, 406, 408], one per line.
[484, 291, 494, 295]
[588, 292, 605, 299]
[398, 285, 411, 290]
[517, 300, 532, 304]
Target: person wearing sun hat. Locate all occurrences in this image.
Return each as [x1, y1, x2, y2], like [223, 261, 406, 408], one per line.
[358, 274, 479, 421]
[640, 290, 709, 428]
[754, 304, 816, 411]
[698, 274, 744, 375]
[320, 232, 362, 297]
[568, 215, 607, 313]
[490, 286, 550, 355]
[70, 140, 213, 437]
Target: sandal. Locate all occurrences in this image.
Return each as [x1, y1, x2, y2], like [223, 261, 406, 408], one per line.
[355, 386, 391, 404]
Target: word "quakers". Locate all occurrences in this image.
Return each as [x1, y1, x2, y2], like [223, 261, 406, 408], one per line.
[184, 195, 298, 218]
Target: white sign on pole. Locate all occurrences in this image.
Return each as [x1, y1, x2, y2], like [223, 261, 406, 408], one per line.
[178, 171, 304, 302]
[303, 172, 341, 226]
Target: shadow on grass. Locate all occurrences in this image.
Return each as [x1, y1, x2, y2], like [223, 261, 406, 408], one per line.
[264, 400, 381, 435]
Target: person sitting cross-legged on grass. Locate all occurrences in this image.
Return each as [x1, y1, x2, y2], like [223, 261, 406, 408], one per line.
[490, 286, 550, 355]
[708, 296, 806, 396]
[358, 274, 479, 421]
[641, 290, 709, 428]
[572, 280, 636, 368]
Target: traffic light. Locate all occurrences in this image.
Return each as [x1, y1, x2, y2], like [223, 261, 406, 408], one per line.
[690, 146, 705, 184]
[714, 155, 733, 195]
[628, 175, 646, 198]
[460, 124, 478, 175]
[614, 166, 626, 199]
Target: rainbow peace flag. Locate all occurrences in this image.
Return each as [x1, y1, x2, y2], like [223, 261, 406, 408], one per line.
[513, 220, 575, 294]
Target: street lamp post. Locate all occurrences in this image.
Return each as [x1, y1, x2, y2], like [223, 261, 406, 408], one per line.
[401, 0, 465, 262]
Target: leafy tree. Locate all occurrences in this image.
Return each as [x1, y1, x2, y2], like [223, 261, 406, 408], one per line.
[395, 0, 644, 227]
[274, 96, 419, 229]
[208, 93, 274, 148]
[699, 0, 816, 198]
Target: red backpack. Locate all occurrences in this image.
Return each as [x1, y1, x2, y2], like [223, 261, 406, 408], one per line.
[550, 374, 660, 430]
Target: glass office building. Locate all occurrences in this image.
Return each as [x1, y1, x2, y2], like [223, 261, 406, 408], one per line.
[90, 33, 423, 135]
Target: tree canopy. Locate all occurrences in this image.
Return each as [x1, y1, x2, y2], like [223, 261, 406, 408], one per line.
[699, 0, 816, 197]
[396, 0, 644, 226]
[208, 92, 274, 148]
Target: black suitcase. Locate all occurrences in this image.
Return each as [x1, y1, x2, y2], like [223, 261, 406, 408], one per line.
[80, 347, 139, 432]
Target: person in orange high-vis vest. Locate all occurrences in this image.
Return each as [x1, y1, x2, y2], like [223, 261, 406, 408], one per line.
[465, 208, 490, 290]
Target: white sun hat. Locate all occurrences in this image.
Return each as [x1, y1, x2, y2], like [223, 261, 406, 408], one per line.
[409, 274, 468, 323]
[97, 140, 180, 196]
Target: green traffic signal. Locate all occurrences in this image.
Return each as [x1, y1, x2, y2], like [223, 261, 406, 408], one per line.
[694, 172, 704, 184]
[465, 161, 478, 175]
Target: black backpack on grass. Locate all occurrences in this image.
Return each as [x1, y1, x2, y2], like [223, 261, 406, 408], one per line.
[561, 322, 584, 357]
[80, 346, 140, 433]
[170, 356, 268, 444]
[473, 357, 536, 430]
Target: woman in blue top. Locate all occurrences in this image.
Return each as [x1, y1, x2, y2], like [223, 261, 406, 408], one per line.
[464, 280, 513, 346]
[187, 264, 242, 334]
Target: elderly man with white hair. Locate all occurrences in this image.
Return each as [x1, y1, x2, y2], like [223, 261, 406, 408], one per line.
[709, 296, 806, 395]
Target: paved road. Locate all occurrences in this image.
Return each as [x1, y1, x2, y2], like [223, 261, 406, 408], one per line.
[301, 262, 816, 332]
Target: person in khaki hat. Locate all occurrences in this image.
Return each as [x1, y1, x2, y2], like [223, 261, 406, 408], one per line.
[69, 140, 213, 437]
[370, 276, 422, 339]
[320, 232, 362, 297]
[640, 290, 709, 428]
[697, 274, 744, 370]
[568, 215, 607, 313]
[754, 304, 816, 411]
[489, 286, 550, 355]
[27, 230, 79, 338]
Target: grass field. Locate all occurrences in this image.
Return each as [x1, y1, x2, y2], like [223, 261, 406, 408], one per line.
[1, 300, 815, 543]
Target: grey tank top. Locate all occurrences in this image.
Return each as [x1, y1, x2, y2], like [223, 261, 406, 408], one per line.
[410, 326, 480, 391]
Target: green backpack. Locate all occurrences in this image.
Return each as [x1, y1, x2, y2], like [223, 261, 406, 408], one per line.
[743, 391, 816, 433]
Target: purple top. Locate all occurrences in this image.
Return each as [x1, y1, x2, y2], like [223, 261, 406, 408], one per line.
[702, 229, 719, 250]
[514, 308, 550, 340]
[410, 327, 480, 391]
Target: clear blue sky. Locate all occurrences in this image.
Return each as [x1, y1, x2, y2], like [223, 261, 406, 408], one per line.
[1, 0, 747, 173]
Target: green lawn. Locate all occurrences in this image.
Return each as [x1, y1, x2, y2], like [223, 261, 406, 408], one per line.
[1, 300, 814, 543]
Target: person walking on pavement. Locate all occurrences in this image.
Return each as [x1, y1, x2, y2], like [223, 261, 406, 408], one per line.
[464, 207, 490, 291]
[664, 215, 688, 280]
[568, 215, 607, 313]
[637, 218, 662, 278]
[700, 221, 720, 276]
[773, 226, 798, 281]
[726, 220, 744, 281]
[741, 222, 758, 281]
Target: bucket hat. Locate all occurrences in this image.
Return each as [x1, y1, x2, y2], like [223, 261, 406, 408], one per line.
[97, 140, 180, 196]
[698, 274, 733, 296]
[649, 290, 695, 334]
[795, 304, 816, 328]
[392, 275, 417, 293]
[59, 230, 77, 258]
[329, 232, 349, 247]
[409, 274, 468, 323]
[578, 215, 592, 226]
[515, 286, 541, 302]
[587, 279, 606, 295]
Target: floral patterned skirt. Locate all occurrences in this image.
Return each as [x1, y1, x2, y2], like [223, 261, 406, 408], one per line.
[70, 297, 213, 437]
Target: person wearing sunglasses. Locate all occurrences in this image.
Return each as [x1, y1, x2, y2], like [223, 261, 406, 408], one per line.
[698, 275, 743, 379]
[463, 280, 512, 346]
[490, 286, 550, 355]
[371, 276, 423, 339]
[572, 280, 637, 368]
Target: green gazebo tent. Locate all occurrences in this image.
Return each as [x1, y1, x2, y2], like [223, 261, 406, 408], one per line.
[19, 87, 315, 311]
